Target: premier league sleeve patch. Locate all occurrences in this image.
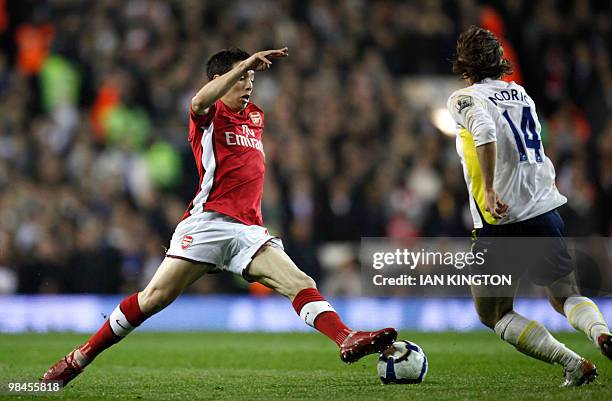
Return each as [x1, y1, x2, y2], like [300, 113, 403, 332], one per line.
[456, 95, 474, 114]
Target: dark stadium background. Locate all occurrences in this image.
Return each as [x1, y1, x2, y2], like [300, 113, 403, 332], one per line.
[0, 0, 610, 299]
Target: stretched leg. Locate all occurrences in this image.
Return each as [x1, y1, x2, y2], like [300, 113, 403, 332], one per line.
[244, 245, 396, 362]
[546, 273, 612, 359]
[42, 257, 212, 385]
[472, 283, 596, 386]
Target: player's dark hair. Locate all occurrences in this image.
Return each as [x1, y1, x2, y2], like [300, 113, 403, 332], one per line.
[206, 48, 250, 81]
[451, 25, 512, 83]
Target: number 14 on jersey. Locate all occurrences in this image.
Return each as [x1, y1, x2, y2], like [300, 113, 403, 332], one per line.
[502, 106, 543, 164]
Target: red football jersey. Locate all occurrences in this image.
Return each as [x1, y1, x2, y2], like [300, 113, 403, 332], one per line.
[183, 100, 266, 226]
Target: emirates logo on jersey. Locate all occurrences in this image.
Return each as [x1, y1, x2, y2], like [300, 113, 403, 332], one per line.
[249, 112, 262, 126]
[242, 124, 256, 137]
[225, 127, 264, 155]
[181, 235, 193, 249]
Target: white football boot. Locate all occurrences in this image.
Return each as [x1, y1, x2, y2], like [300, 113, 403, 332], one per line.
[561, 358, 597, 387]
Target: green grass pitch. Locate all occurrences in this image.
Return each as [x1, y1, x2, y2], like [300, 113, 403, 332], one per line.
[1, 332, 611, 401]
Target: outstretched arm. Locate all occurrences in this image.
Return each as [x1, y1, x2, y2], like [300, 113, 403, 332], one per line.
[191, 47, 288, 115]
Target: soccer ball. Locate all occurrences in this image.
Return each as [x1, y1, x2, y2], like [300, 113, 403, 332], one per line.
[377, 340, 428, 384]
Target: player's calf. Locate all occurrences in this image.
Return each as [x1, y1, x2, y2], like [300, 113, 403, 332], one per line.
[42, 257, 215, 387]
[138, 286, 179, 315]
[473, 296, 513, 329]
[292, 287, 352, 346]
[78, 292, 149, 367]
[246, 245, 316, 299]
[292, 287, 397, 362]
[564, 296, 611, 357]
[248, 246, 398, 361]
[477, 313, 502, 330]
[285, 274, 317, 300]
[41, 292, 148, 386]
[494, 310, 596, 386]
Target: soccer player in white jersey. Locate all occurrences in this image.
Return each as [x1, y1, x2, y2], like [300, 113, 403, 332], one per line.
[41, 47, 397, 387]
[447, 26, 611, 386]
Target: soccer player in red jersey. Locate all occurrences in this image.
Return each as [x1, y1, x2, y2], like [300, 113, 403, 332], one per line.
[42, 47, 397, 386]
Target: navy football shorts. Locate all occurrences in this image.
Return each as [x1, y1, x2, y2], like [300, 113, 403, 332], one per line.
[471, 208, 573, 286]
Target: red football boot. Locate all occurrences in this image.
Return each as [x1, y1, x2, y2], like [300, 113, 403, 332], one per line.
[340, 328, 397, 363]
[597, 333, 612, 361]
[41, 349, 83, 387]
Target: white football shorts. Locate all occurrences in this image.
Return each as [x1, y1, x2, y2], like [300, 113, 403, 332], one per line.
[166, 211, 283, 276]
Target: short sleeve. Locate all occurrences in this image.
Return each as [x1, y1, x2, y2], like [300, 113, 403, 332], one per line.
[447, 92, 496, 147]
[190, 102, 216, 128]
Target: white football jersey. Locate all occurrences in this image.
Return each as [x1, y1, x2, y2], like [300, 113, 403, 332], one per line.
[447, 78, 566, 228]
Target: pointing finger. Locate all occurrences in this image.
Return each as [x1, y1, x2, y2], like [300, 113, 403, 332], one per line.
[266, 48, 288, 57]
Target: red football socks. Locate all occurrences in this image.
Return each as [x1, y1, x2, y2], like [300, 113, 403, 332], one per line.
[78, 289, 350, 364]
[292, 288, 352, 346]
[78, 293, 147, 363]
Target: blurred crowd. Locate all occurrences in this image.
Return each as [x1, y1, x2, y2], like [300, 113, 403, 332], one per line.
[0, 0, 610, 295]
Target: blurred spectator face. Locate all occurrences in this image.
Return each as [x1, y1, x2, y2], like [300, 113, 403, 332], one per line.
[76, 220, 101, 251]
[290, 218, 312, 243]
[219, 65, 254, 112]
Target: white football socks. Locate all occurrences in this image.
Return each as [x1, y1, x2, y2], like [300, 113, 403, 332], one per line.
[564, 296, 610, 344]
[494, 311, 582, 370]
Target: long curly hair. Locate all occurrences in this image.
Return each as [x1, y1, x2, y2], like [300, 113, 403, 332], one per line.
[451, 26, 512, 83]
